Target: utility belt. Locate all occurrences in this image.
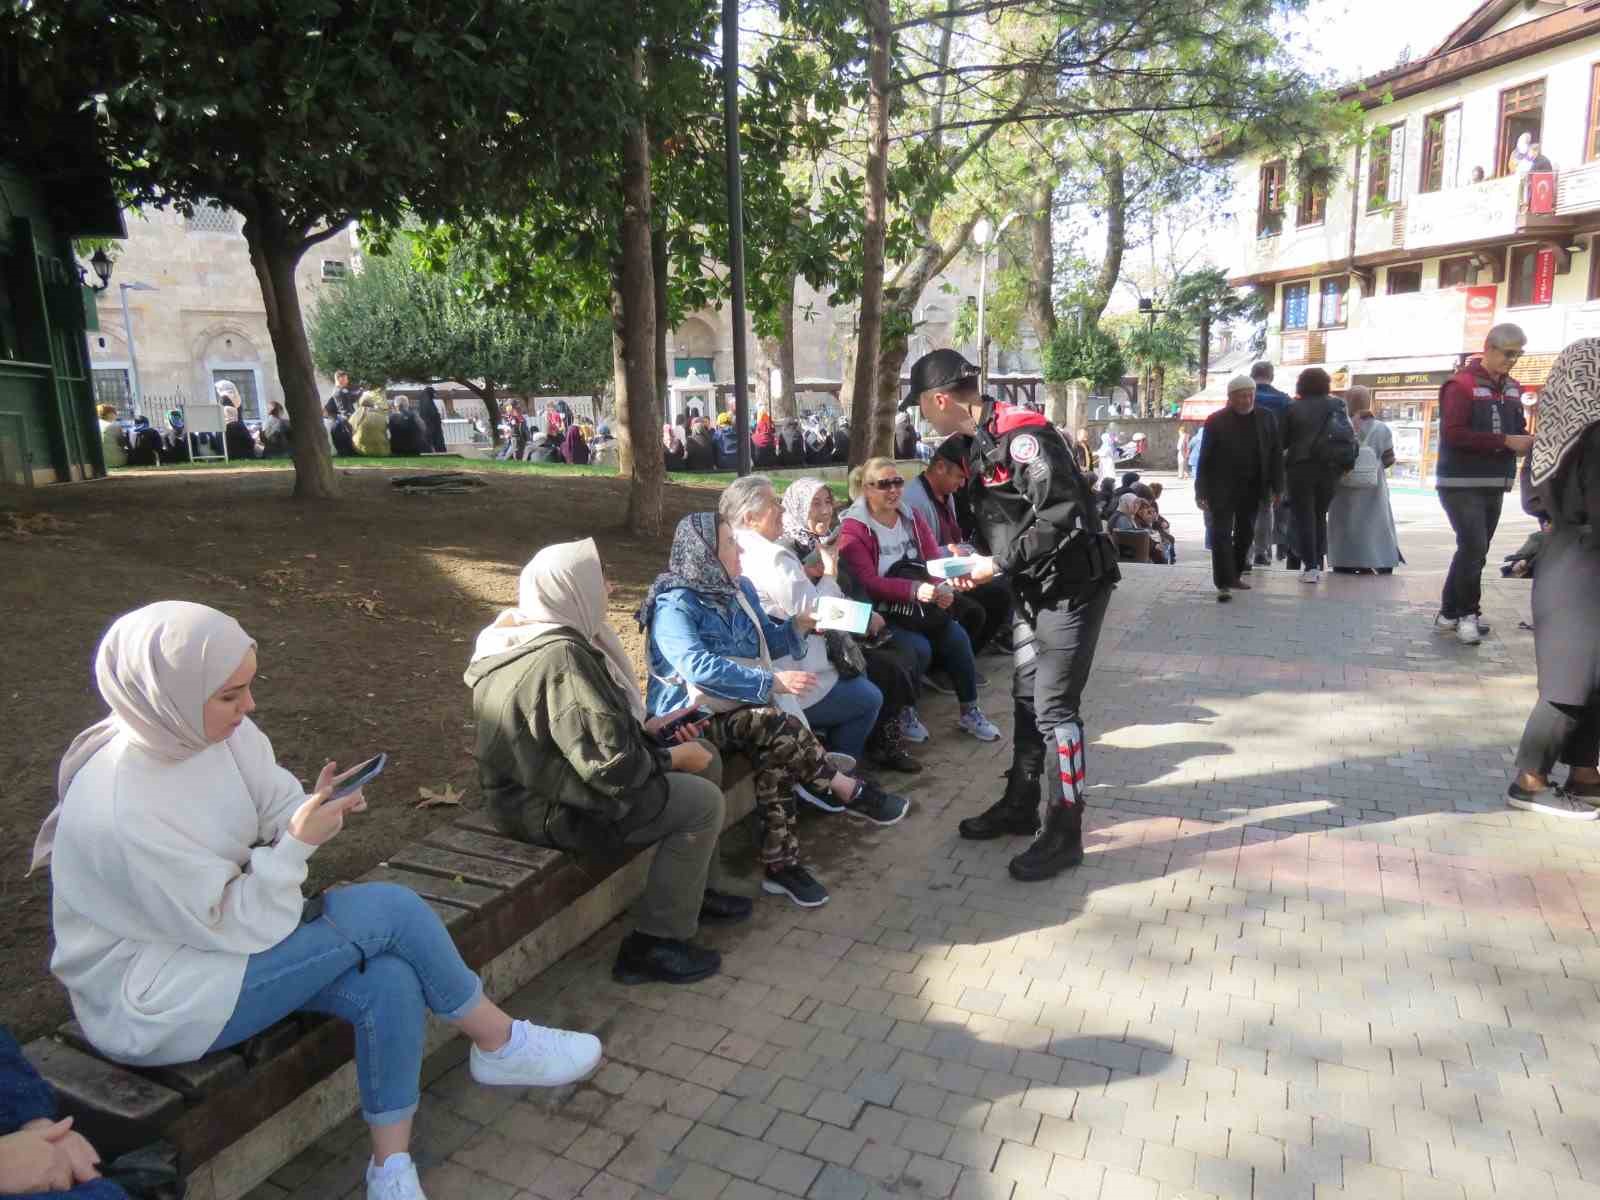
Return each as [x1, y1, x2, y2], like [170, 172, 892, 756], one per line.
[1010, 532, 1118, 620]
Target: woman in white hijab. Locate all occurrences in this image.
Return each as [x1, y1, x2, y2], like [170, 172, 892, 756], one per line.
[37, 602, 601, 1200]
[464, 538, 750, 986]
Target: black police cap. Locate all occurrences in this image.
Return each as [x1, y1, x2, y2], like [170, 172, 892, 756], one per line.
[900, 349, 979, 411]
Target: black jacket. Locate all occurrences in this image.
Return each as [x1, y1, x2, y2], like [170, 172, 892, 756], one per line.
[1282, 393, 1347, 468]
[960, 400, 1118, 618]
[1196, 406, 1284, 509]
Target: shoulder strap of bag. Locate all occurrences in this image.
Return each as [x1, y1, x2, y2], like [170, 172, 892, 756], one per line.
[729, 588, 774, 671]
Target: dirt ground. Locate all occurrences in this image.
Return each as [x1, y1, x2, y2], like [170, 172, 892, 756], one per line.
[0, 466, 723, 1042]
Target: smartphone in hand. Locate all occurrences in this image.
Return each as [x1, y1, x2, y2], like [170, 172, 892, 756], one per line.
[331, 753, 387, 799]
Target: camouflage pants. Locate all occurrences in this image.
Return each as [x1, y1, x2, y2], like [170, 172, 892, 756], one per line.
[703, 705, 832, 870]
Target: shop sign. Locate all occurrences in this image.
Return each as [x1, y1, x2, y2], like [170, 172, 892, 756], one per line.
[1532, 248, 1557, 306]
[1462, 285, 1497, 351]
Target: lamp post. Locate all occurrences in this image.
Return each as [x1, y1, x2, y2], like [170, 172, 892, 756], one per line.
[118, 282, 158, 416]
[1137, 296, 1169, 417]
[973, 211, 1020, 397]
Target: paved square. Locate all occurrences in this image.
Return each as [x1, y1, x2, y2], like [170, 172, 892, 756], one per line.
[258, 487, 1600, 1200]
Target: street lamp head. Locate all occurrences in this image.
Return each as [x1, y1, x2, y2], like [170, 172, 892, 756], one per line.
[89, 248, 113, 290]
[1138, 297, 1154, 314]
[973, 217, 992, 247]
[120, 281, 158, 293]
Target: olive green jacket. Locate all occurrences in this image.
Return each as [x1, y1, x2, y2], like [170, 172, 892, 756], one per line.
[464, 629, 671, 852]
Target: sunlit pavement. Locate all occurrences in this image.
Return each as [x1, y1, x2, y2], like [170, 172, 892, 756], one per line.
[265, 480, 1600, 1200]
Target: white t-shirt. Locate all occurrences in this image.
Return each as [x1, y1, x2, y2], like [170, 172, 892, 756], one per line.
[866, 510, 918, 575]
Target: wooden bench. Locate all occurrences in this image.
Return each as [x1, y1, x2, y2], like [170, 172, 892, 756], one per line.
[25, 767, 756, 1200]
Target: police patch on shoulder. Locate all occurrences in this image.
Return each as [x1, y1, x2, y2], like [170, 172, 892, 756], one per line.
[1010, 433, 1040, 463]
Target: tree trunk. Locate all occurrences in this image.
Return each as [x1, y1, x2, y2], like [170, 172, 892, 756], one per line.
[615, 45, 663, 537]
[244, 215, 337, 499]
[877, 330, 909, 452]
[1025, 176, 1058, 348]
[652, 217, 670, 432]
[1153, 364, 1166, 415]
[1083, 148, 1126, 328]
[848, 0, 891, 467]
[771, 271, 798, 420]
[1198, 314, 1212, 386]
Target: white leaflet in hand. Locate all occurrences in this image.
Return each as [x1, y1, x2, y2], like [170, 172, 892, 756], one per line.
[814, 596, 872, 634]
[928, 555, 984, 579]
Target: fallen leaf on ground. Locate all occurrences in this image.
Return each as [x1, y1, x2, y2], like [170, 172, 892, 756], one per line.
[416, 783, 463, 809]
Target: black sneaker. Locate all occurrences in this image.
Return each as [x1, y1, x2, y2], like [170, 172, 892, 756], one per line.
[921, 671, 957, 695]
[762, 865, 830, 907]
[846, 779, 910, 826]
[1254, 553, 1271, 567]
[793, 781, 845, 813]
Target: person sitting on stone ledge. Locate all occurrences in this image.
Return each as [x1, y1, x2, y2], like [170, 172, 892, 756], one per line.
[35, 601, 600, 1200]
[464, 538, 749, 987]
[0, 1023, 127, 1199]
[640, 512, 912, 911]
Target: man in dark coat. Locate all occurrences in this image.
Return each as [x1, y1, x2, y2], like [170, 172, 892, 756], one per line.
[1196, 375, 1285, 603]
[1249, 361, 1292, 566]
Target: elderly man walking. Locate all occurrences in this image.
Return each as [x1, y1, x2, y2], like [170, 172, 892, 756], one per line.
[1436, 323, 1534, 645]
[1196, 375, 1285, 602]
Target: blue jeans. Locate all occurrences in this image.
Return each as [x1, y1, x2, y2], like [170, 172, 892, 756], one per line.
[889, 621, 979, 704]
[208, 882, 483, 1125]
[803, 674, 883, 760]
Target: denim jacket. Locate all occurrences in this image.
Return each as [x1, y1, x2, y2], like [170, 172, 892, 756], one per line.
[645, 578, 804, 716]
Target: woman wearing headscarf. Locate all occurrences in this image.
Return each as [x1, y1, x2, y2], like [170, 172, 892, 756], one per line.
[723, 476, 886, 765]
[417, 386, 447, 453]
[1326, 386, 1402, 574]
[1108, 492, 1156, 563]
[96, 404, 128, 469]
[1508, 339, 1600, 820]
[713, 412, 739, 470]
[663, 423, 688, 471]
[465, 540, 748, 984]
[751, 409, 777, 468]
[641, 513, 910, 910]
[37, 603, 600, 1200]
[561, 421, 590, 466]
[351, 390, 389, 457]
[222, 405, 260, 460]
[781, 478, 924, 773]
[684, 418, 717, 471]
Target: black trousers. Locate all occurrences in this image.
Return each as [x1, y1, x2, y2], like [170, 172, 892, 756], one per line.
[1286, 462, 1340, 570]
[1011, 579, 1115, 784]
[1208, 498, 1258, 590]
[1438, 488, 1505, 619]
[1516, 699, 1600, 776]
[961, 580, 1013, 654]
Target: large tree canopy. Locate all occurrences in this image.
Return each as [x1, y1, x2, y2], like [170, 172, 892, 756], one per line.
[308, 246, 612, 417]
[4, 0, 652, 498]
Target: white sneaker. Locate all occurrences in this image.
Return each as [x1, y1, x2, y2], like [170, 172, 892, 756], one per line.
[1434, 613, 1457, 633]
[901, 709, 931, 744]
[1457, 616, 1482, 645]
[368, 1155, 427, 1200]
[959, 707, 1001, 743]
[469, 1020, 602, 1088]
[1299, 568, 1320, 584]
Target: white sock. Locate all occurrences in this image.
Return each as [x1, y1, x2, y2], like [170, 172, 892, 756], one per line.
[371, 1153, 413, 1177]
[486, 1020, 527, 1058]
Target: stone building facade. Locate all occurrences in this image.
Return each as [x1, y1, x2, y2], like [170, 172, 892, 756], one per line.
[87, 204, 357, 419]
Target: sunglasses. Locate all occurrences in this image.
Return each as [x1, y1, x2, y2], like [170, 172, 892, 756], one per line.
[868, 478, 906, 491]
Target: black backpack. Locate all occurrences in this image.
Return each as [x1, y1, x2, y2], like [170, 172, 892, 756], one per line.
[1315, 399, 1359, 472]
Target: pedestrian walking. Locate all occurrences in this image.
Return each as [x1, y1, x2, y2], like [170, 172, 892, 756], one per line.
[1281, 367, 1355, 583]
[1435, 323, 1533, 645]
[1248, 362, 1291, 565]
[1327, 385, 1402, 573]
[910, 349, 1120, 882]
[1506, 338, 1600, 819]
[1195, 376, 1284, 602]
[1175, 424, 1191, 480]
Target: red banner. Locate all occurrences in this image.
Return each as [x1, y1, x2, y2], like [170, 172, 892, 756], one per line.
[1462, 285, 1498, 351]
[1528, 171, 1557, 214]
[1533, 248, 1557, 305]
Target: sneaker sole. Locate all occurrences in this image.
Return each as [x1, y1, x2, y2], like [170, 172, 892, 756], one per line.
[921, 678, 956, 695]
[1507, 789, 1597, 820]
[847, 800, 910, 826]
[961, 726, 1001, 743]
[471, 1051, 601, 1088]
[762, 878, 831, 907]
[1457, 632, 1481, 645]
[794, 784, 846, 813]
[902, 731, 930, 744]
[824, 752, 856, 775]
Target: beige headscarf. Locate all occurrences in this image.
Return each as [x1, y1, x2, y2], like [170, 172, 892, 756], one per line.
[32, 602, 256, 872]
[470, 539, 644, 722]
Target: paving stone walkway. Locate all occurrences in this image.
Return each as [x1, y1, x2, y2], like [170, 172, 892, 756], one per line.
[261, 502, 1600, 1200]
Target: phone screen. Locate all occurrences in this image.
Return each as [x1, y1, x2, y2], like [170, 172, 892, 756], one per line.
[331, 752, 386, 799]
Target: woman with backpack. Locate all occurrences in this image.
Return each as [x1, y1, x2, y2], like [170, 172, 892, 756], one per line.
[1327, 386, 1402, 574]
[1280, 367, 1356, 584]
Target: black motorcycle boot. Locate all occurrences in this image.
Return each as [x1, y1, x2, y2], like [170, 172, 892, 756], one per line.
[1008, 802, 1084, 880]
[958, 767, 1041, 840]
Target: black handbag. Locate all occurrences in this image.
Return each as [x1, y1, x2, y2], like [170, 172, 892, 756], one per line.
[875, 558, 951, 633]
[823, 630, 866, 679]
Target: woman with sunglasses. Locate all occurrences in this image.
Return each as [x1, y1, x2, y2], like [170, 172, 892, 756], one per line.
[838, 457, 1001, 744]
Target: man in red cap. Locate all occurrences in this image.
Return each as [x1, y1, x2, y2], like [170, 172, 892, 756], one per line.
[909, 349, 1119, 880]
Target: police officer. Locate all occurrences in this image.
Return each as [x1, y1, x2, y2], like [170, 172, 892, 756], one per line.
[907, 349, 1119, 881]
